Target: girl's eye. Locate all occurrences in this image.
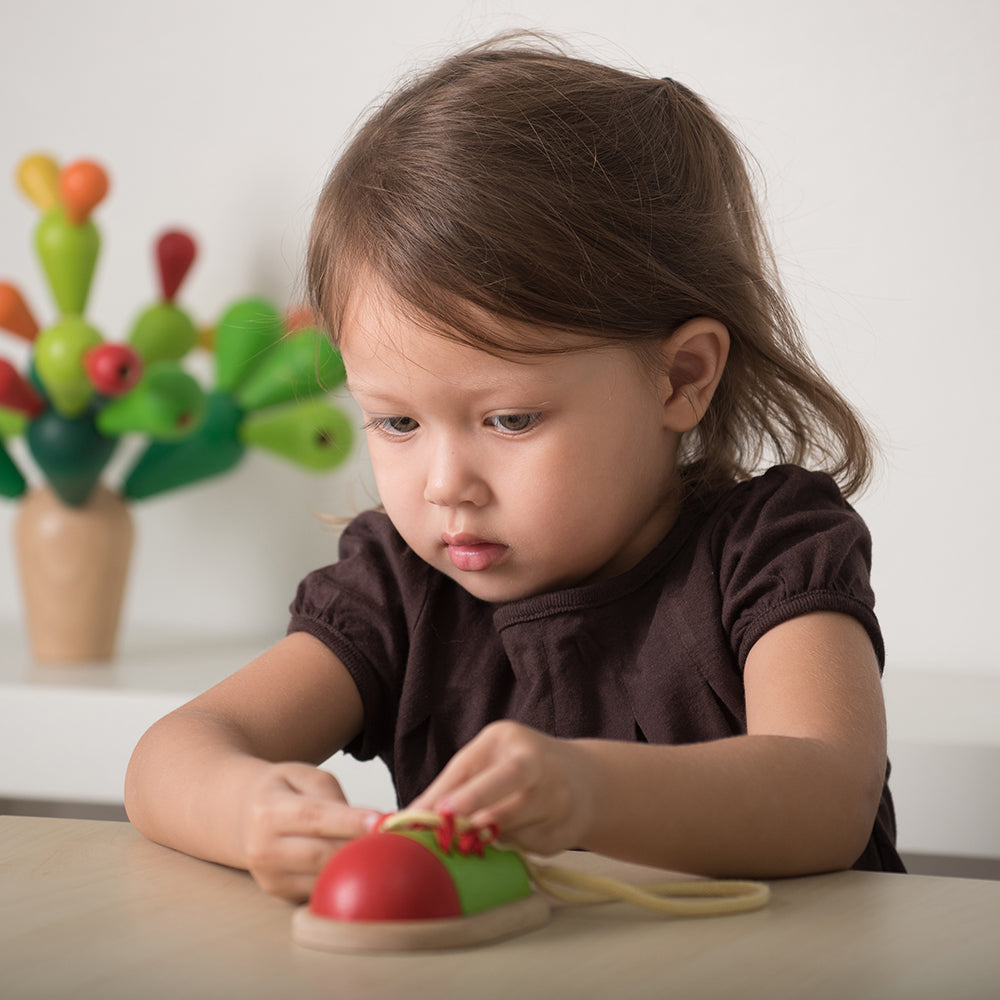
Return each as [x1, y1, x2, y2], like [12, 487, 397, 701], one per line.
[366, 416, 419, 435]
[487, 413, 541, 434]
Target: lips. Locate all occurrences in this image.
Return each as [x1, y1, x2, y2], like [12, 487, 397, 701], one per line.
[441, 532, 508, 572]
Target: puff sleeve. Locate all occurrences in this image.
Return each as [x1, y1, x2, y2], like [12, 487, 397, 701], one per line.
[287, 510, 429, 760]
[712, 466, 884, 671]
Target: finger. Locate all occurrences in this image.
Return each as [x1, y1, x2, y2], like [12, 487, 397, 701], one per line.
[282, 875, 319, 904]
[254, 863, 324, 903]
[280, 763, 348, 801]
[270, 763, 382, 838]
[274, 833, 342, 875]
[412, 720, 526, 811]
[439, 764, 523, 819]
[440, 760, 549, 836]
[272, 794, 379, 840]
[251, 832, 354, 902]
[410, 749, 485, 812]
[491, 821, 565, 857]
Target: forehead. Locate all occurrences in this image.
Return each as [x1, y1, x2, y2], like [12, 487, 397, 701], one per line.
[341, 275, 571, 384]
[340, 296, 547, 401]
[339, 278, 652, 405]
[341, 263, 638, 353]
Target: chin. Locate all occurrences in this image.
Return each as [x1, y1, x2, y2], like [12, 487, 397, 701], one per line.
[453, 570, 567, 605]
[433, 566, 531, 604]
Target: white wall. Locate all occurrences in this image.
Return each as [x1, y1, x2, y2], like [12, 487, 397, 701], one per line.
[1, 0, 998, 680]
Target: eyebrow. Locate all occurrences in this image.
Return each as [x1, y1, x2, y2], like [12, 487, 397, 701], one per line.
[343, 376, 373, 397]
[344, 356, 565, 407]
[343, 378, 417, 411]
[344, 379, 383, 402]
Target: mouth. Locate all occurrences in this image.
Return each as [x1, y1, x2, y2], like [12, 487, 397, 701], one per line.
[441, 533, 509, 572]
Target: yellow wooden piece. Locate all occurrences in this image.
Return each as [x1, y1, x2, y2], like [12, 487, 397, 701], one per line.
[17, 153, 60, 211]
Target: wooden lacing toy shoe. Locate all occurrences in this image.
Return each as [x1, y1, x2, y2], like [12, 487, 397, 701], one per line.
[292, 809, 771, 952]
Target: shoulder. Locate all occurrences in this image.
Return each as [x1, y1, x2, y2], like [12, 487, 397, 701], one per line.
[691, 465, 881, 668]
[700, 465, 870, 561]
[703, 464, 873, 566]
[712, 464, 860, 526]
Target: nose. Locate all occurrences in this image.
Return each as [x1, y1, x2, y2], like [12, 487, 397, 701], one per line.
[423, 437, 490, 508]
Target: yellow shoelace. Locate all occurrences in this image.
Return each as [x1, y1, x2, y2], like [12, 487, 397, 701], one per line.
[377, 809, 771, 917]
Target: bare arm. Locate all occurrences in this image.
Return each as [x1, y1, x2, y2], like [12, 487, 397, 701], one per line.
[124, 632, 376, 899]
[413, 612, 887, 877]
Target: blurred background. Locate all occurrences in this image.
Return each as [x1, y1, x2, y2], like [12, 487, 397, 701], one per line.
[2, 0, 996, 674]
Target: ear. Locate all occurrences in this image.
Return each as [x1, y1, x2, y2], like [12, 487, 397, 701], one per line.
[660, 318, 730, 433]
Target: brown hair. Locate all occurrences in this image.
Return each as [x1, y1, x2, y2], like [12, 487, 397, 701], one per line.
[307, 34, 876, 498]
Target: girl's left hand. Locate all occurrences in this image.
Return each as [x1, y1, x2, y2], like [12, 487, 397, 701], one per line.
[409, 720, 596, 855]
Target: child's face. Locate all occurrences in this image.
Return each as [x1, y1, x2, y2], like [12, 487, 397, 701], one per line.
[339, 285, 683, 602]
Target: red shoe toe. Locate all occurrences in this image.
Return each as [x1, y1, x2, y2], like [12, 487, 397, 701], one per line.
[310, 832, 461, 921]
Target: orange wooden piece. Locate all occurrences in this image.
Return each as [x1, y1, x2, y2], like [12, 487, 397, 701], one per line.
[0, 283, 40, 341]
[59, 161, 109, 225]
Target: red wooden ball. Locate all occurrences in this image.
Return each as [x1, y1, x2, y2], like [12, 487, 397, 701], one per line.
[84, 343, 142, 396]
[310, 832, 462, 921]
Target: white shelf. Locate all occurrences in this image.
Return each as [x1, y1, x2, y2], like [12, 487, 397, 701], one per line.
[1, 624, 997, 860]
[0, 626, 397, 813]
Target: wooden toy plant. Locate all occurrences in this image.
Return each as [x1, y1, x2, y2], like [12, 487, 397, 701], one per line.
[1, 154, 354, 662]
[293, 809, 771, 952]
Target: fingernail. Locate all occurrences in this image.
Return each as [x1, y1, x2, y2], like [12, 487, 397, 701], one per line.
[363, 811, 381, 832]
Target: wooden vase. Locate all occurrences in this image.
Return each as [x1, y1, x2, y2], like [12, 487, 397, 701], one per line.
[15, 484, 134, 663]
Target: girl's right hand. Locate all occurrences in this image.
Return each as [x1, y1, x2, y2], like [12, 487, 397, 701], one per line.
[239, 762, 379, 901]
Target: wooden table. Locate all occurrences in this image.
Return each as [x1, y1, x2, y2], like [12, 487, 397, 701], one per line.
[2, 817, 998, 999]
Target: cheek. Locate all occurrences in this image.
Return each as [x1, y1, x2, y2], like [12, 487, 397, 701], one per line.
[502, 438, 613, 526]
[500, 439, 576, 500]
[367, 445, 417, 509]
[546, 427, 632, 490]
[539, 419, 666, 514]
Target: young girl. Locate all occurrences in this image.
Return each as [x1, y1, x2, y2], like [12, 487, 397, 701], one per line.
[125, 35, 903, 901]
